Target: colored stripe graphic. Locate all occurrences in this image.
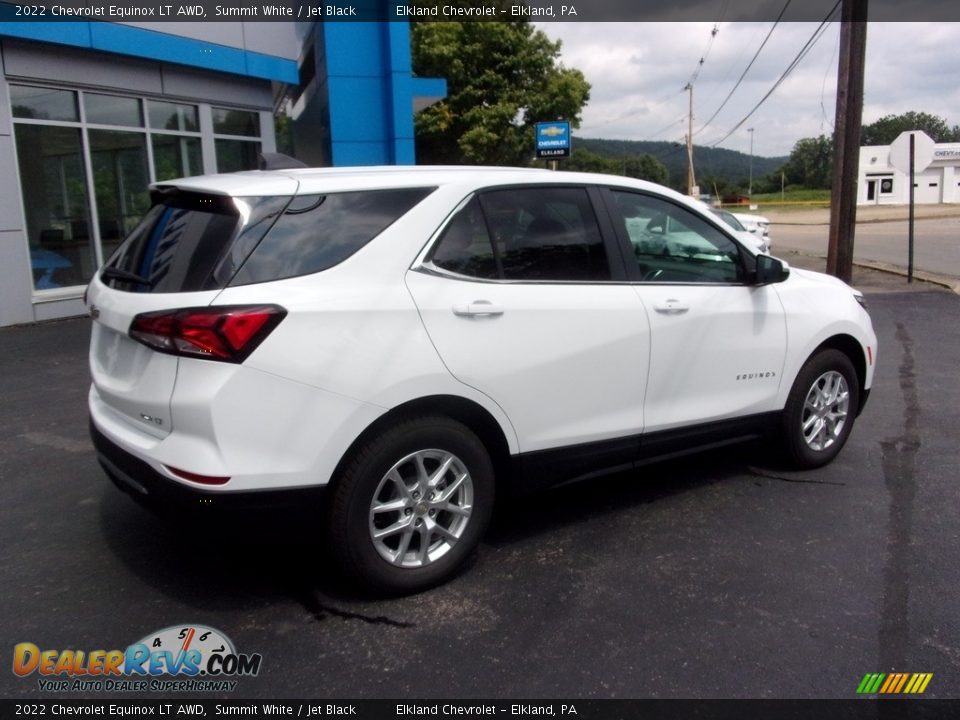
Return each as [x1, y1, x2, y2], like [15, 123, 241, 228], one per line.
[857, 672, 932, 694]
[856, 673, 885, 694]
[879, 674, 897, 693]
[893, 673, 909, 693]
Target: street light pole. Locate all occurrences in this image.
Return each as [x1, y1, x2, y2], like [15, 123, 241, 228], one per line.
[685, 83, 696, 197]
[748, 127, 755, 200]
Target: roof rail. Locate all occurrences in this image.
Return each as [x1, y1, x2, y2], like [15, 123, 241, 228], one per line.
[258, 152, 309, 171]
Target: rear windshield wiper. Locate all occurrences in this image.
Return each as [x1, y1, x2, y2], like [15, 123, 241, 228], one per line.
[100, 267, 153, 287]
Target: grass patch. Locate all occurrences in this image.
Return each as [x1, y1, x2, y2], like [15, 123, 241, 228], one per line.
[749, 189, 831, 207]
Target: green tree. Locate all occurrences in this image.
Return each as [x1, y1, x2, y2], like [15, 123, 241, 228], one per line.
[563, 147, 618, 174]
[780, 135, 833, 189]
[624, 155, 668, 185]
[562, 148, 668, 185]
[861, 111, 959, 145]
[274, 111, 294, 156]
[411, 12, 590, 165]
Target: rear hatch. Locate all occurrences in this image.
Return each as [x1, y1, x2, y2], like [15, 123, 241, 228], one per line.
[88, 179, 298, 438]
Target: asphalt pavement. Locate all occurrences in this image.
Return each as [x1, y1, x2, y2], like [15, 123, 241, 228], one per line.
[1, 285, 959, 699]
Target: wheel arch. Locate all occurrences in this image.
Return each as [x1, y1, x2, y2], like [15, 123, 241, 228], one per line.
[329, 394, 515, 497]
[807, 333, 868, 414]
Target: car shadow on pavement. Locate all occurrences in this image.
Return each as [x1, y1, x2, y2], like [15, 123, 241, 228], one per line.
[96, 482, 350, 602]
[485, 442, 770, 547]
[96, 440, 793, 608]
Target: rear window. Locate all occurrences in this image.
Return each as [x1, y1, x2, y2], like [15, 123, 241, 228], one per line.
[101, 187, 434, 292]
[230, 187, 434, 286]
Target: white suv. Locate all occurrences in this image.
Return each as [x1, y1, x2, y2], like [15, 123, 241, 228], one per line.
[87, 166, 876, 593]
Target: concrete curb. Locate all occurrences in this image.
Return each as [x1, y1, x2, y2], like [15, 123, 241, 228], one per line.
[781, 250, 960, 294]
[849, 259, 960, 294]
[765, 203, 960, 226]
[772, 216, 960, 226]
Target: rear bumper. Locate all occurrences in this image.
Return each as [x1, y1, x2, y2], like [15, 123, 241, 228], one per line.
[90, 419, 325, 512]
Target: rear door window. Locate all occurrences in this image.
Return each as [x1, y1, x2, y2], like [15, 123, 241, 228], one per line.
[428, 197, 499, 280]
[426, 186, 612, 282]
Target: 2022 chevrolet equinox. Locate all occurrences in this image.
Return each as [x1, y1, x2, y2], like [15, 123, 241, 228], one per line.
[87, 166, 877, 593]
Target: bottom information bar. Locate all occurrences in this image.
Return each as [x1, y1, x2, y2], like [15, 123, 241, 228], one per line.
[4, 699, 960, 720]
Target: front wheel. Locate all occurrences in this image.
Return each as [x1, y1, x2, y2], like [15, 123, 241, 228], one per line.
[328, 416, 495, 594]
[782, 349, 860, 469]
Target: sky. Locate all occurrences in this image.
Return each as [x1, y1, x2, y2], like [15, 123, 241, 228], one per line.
[535, 22, 960, 158]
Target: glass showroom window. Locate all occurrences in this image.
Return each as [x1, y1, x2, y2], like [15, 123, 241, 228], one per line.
[148, 100, 202, 182]
[11, 84, 269, 292]
[89, 129, 151, 260]
[83, 93, 152, 261]
[11, 85, 96, 290]
[213, 107, 262, 172]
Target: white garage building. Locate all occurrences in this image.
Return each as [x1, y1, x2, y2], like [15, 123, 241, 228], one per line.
[859, 141, 960, 205]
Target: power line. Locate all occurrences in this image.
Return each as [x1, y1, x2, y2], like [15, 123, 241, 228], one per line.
[644, 116, 687, 142]
[685, 0, 734, 89]
[819, 24, 841, 132]
[694, 0, 793, 136]
[582, 87, 685, 134]
[697, 22, 762, 112]
[685, 23, 722, 89]
[709, 1, 842, 148]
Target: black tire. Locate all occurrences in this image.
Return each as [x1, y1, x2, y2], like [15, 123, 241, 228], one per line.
[328, 415, 495, 594]
[782, 349, 860, 469]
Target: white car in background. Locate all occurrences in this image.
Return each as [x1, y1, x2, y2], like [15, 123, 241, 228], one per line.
[732, 210, 771, 244]
[709, 208, 771, 254]
[87, 165, 875, 593]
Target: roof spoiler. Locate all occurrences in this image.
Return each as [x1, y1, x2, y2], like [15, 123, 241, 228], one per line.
[258, 152, 308, 171]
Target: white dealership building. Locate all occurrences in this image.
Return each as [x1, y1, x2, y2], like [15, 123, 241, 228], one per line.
[859, 141, 960, 205]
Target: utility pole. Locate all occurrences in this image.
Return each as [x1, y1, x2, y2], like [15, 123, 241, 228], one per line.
[826, 0, 869, 282]
[748, 128, 755, 199]
[685, 83, 696, 196]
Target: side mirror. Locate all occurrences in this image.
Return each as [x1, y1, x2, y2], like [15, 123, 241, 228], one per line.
[755, 254, 789, 285]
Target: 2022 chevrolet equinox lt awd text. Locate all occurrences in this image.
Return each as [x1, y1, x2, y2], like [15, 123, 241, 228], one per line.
[87, 166, 876, 593]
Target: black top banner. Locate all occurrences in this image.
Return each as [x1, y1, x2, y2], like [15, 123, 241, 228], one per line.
[4, 699, 960, 719]
[1, 0, 959, 22]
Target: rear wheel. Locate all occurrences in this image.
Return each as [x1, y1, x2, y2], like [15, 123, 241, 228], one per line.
[329, 416, 494, 594]
[782, 349, 860, 469]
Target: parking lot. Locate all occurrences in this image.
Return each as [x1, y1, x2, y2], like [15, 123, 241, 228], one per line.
[2, 279, 959, 699]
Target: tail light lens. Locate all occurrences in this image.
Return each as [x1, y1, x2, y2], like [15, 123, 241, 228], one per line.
[164, 465, 230, 485]
[129, 305, 286, 363]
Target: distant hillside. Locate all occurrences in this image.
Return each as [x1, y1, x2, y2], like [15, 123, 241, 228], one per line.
[575, 137, 787, 191]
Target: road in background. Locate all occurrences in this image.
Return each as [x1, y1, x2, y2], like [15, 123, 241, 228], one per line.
[773, 217, 960, 279]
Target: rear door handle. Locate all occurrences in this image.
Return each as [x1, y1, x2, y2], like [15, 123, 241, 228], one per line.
[653, 298, 689, 314]
[452, 300, 504, 317]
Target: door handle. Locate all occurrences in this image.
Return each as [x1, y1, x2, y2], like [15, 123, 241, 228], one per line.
[653, 298, 689, 314]
[452, 300, 504, 317]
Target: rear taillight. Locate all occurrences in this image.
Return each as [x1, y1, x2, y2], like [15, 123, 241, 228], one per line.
[129, 305, 286, 363]
[165, 465, 230, 485]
